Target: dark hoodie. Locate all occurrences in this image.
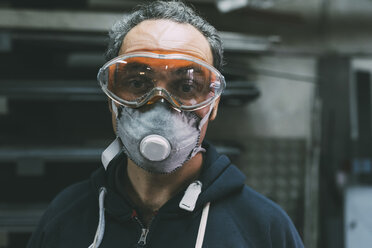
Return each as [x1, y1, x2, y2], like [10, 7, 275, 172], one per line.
[27, 141, 304, 248]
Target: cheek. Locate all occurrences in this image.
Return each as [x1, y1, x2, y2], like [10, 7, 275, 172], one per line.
[194, 105, 211, 119]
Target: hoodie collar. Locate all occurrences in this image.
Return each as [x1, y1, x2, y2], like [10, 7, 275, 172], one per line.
[91, 139, 246, 219]
[91, 147, 134, 221]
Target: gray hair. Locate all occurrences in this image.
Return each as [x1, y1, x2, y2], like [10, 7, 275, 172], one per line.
[105, 0, 224, 71]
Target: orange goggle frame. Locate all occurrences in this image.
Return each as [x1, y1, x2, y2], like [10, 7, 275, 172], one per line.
[97, 52, 226, 111]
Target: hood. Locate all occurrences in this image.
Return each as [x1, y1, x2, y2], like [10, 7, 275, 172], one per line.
[194, 141, 246, 210]
[90, 139, 246, 219]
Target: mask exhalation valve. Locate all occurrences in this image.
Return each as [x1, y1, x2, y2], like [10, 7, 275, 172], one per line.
[140, 134, 171, 161]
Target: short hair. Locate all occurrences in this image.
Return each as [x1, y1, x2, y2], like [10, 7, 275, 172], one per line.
[105, 0, 224, 71]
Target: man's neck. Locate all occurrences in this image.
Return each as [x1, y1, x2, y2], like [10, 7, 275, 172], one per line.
[123, 153, 203, 226]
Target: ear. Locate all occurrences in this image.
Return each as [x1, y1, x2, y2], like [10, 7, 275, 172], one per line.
[209, 97, 220, 121]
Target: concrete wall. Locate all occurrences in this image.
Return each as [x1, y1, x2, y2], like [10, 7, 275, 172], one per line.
[208, 55, 316, 140]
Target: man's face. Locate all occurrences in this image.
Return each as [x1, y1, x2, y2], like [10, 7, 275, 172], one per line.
[110, 19, 220, 143]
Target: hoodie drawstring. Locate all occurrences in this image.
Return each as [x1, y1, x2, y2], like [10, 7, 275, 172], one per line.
[179, 180, 211, 247]
[88, 186, 210, 248]
[195, 202, 210, 248]
[88, 187, 107, 248]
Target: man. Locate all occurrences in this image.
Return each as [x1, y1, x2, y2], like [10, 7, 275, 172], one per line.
[28, 1, 304, 247]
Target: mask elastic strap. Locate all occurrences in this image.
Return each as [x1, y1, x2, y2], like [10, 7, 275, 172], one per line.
[111, 100, 119, 118]
[198, 100, 216, 130]
[190, 101, 216, 157]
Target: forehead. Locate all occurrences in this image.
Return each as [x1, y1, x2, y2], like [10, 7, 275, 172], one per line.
[119, 19, 213, 65]
[117, 57, 203, 70]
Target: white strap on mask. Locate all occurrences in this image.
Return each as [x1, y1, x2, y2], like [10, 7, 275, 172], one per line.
[111, 100, 119, 117]
[190, 100, 215, 158]
[198, 100, 216, 130]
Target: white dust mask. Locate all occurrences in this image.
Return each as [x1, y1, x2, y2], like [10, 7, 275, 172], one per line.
[112, 100, 213, 173]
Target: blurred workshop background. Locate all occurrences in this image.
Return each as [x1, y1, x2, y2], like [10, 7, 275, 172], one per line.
[0, 0, 372, 247]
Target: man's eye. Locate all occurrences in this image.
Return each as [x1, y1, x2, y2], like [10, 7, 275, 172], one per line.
[126, 77, 154, 90]
[181, 83, 193, 93]
[130, 80, 145, 88]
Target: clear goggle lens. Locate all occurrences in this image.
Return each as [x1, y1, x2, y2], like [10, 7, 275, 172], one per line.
[97, 52, 226, 111]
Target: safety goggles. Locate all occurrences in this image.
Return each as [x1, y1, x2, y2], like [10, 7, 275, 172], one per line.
[97, 52, 226, 111]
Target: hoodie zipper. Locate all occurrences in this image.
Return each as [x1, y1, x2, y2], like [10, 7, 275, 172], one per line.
[138, 228, 149, 246]
[133, 214, 154, 247]
[131, 180, 202, 247]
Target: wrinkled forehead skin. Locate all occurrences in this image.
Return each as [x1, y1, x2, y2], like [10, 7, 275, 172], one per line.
[119, 19, 214, 66]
